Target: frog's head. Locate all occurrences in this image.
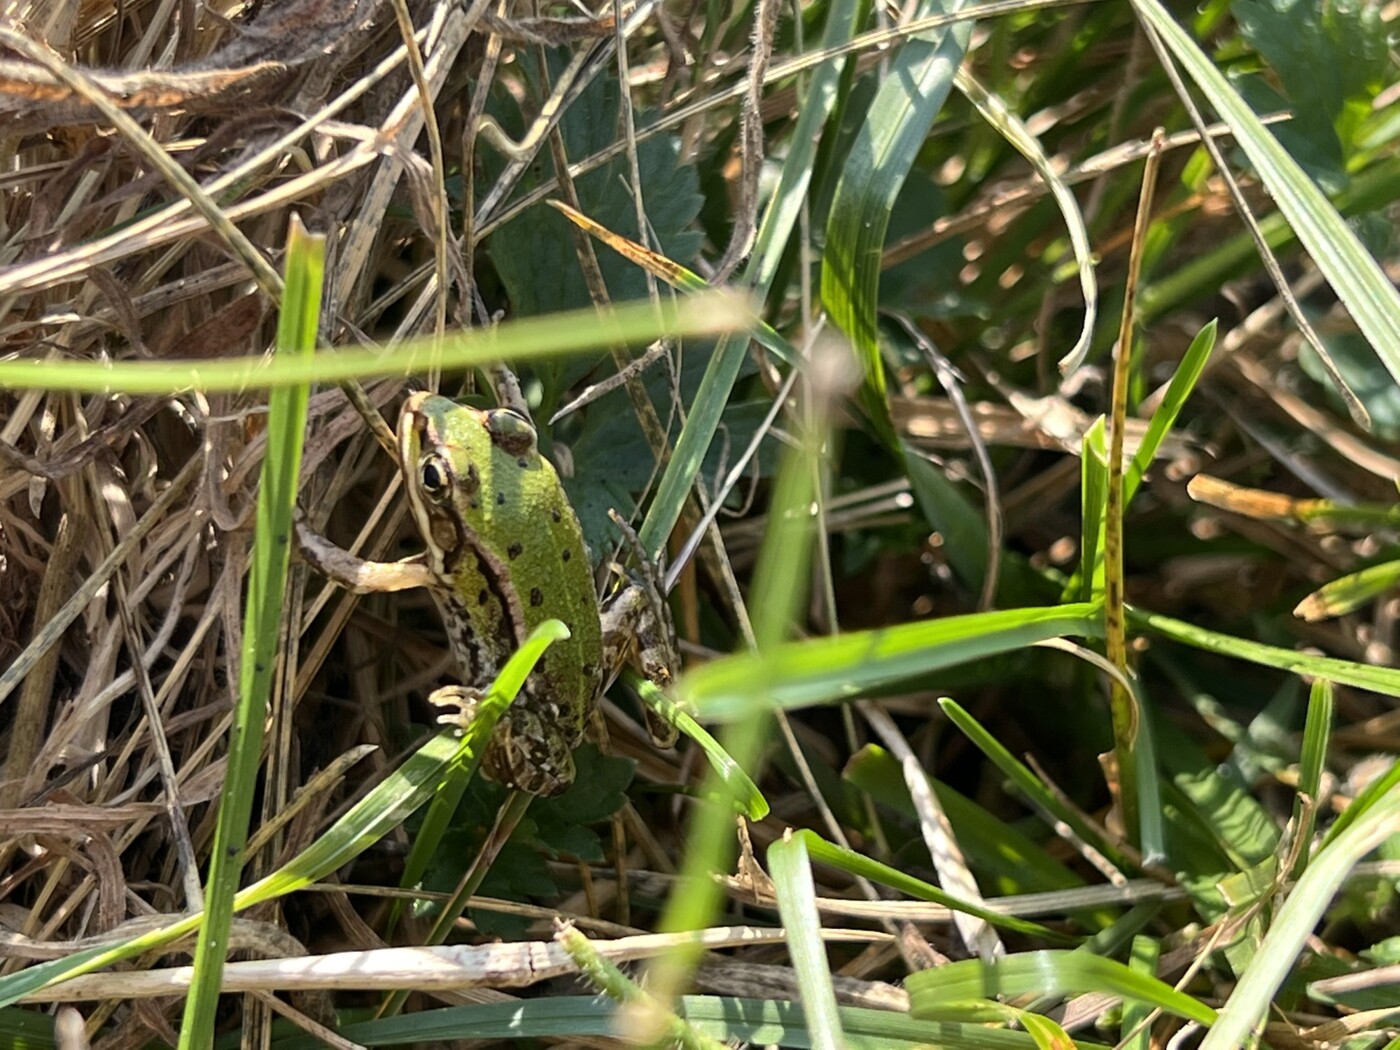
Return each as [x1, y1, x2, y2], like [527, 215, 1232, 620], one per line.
[398, 391, 543, 578]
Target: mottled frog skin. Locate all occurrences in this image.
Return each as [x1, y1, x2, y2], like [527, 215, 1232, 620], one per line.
[398, 391, 671, 796]
[298, 385, 677, 797]
[399, 393, 599, 793]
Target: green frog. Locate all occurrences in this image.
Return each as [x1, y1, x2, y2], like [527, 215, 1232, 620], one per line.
[298, 384, 677, 797]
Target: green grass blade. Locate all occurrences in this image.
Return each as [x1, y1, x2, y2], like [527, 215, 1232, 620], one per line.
[386, 620, 567, 938]
[1290, 678, 1333, 878]
[680, 603, 1103, 721]
[628, 672, 768, 819]
[650, 360, 829, 1001]
[637, 0, 858, 559]
[1294, 559, 1400, 622]
[767, 832, 846, 1050]
[1199, 783, 1400, 1049]
[557, 927, 728, 1050]
[907, 950, 1217, 1027]
[796, 831, 1075, 943]
[820, 0, 974, 447]
[1124, 319, 1217, 504]
[269, 995, 1074, 1048]
[939, 698, 1131, 873]
[1131, 0, 1400, 384]
[1121, 935, 1162, 1050]
[955, 68, 1097, 374]
[0, 292, 748, 394]
[745, 0, 865, 295]
[1130, 606, 1400, 697]
[178, 218, 323, 1049]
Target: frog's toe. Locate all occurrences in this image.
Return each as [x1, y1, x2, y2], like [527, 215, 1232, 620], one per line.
[427, 684, 486, 732]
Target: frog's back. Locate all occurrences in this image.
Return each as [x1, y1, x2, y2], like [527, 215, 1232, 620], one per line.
[436, 400, 604, 689]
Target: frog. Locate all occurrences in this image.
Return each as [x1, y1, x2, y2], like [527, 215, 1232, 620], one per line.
[297, 382, 678, 797]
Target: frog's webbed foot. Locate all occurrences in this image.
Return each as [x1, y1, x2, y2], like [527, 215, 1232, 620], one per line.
[429, 688, 578, 797]
[490, 709, 578, 797]
[427, 684, 487, 733]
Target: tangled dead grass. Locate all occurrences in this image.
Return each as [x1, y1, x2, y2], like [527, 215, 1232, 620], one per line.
[0, 0, 719, 1041]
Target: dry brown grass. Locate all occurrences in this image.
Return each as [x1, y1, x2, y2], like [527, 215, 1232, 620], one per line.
[0, 1, 728, 1042]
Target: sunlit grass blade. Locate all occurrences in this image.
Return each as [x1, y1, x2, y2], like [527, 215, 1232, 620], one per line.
[649, 354, 830, 1002]
[954, 68, 1096, 374]
[1290, 678, 1333, 879]
[1124, 319, 1217, 504]
[820, 0, 974, 447]
[1131, 0, 1400, 385]
[267, 995, 1067, 1049]
[1321, 729, 1400, 849]
[628, 672, 768, 820]
[1130, 607, 1400, 696]
[1121, 935, 1162, 1050]
[939, 698, 1132, 874]
[796, 830, 1076, 943]
[766, 832, 845, 1050]
[637, 0, 858, 560]
[1199, 784, 1400, 1049]
[386, 621, 570, 938]
[679, 603, 1103, 721]
[0, 292, 749, 394]
[907, 949, 1217, 1027]
[557, 925, 728, 1050]
[178, 217, 323, 1048]
[1294, 560, 1400, 622]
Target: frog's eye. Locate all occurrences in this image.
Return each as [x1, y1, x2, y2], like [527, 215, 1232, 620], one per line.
[419, 453, 453, 501]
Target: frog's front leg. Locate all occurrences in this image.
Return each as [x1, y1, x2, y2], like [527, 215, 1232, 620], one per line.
[295, 519, 435, 594]
[600, 573, 680, 748]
